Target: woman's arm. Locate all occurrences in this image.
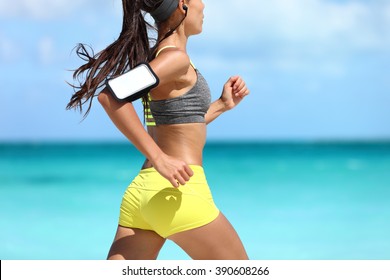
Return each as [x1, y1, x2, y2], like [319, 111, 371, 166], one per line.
[98, 89, 193, 187]
[205, 76, 250, 124]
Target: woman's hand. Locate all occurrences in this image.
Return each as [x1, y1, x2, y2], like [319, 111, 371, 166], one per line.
[205, 76, 250, 124]
[151, 153, 194, 188]
[220, 76, 250, 111]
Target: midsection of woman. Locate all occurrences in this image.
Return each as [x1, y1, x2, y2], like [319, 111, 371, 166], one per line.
[143, 123, 206, 168]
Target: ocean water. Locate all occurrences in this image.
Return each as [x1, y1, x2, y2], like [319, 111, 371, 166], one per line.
[1, 142, 390, 260]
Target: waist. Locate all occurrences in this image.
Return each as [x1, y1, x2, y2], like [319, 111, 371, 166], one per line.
[141, 164, 204, 175]
[160, 123, 204, 154]
[136, 164, 207, 186]
[143, 124, 206, 168]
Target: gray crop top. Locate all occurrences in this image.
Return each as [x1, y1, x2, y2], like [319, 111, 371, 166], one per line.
[149, 69, 211, 125]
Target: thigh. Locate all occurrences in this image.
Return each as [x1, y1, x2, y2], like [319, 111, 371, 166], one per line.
[168, 213, 248, 260]
[107, 225, 166, 260]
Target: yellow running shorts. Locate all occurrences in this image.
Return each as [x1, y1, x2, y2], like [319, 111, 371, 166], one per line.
[118, 165, 220, 238]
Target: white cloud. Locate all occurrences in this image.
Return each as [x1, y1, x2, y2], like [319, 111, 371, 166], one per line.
[385, 7, 390, 53]
[38, 36, 55, 65]
[203, 0, 389, 51]
[0, 33, 21, 63]
[193, 0, 389, 85]
[0, 0, 89, 19]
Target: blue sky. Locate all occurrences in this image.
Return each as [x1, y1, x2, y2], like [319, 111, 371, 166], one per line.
[1, 0, 389, 142]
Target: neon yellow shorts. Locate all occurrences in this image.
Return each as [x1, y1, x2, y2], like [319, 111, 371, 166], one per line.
[118, 165, 220, 238]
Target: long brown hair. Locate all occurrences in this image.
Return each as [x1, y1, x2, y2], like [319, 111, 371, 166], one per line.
[66, 0, 165, 117]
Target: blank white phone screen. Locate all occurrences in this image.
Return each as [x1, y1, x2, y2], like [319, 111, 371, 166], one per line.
[108, 64, 157, 100]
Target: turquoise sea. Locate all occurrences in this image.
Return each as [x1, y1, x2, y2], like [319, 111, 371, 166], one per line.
[1, 142, 390, 260]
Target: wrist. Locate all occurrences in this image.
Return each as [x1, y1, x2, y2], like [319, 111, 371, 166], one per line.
[216, 98, 230, 113]
[148, 149, 165, 166]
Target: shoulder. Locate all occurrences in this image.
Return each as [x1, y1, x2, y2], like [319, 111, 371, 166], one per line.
[149, 48, 190, 83]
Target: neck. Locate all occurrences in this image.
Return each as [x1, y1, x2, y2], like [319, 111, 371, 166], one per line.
[157, 29, 188, 51]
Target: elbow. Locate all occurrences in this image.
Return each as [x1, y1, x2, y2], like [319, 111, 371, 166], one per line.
[97, 92, 105, 105]
[97, 90, 110, 108]
[97, 89, 129, 113]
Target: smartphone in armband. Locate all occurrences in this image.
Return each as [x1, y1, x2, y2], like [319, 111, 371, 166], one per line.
[106, 63, 159, 102]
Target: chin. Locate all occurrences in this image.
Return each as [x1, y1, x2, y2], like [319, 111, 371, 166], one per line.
[189, 29, 202, 36]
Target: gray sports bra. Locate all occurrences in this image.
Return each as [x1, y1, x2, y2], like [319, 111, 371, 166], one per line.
[149, 47, 211, 125]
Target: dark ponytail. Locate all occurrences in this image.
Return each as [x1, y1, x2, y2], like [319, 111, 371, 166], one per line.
[67, 0, 161, 117]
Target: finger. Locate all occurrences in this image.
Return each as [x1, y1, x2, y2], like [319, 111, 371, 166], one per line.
[169, 177, 180, 188]
[227, 76, 239, 88]
[230, 75, 239, 82]
[236, 86, 249, 97]
[184, 165, 194, 177]
[233, 80, 246, 92]
[179, 169, 191, 182]
[233, 83, 246, 96]
[231, 76, 243, 89]
[175, 174, 187, 186]
[234, 79, 248, 93]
